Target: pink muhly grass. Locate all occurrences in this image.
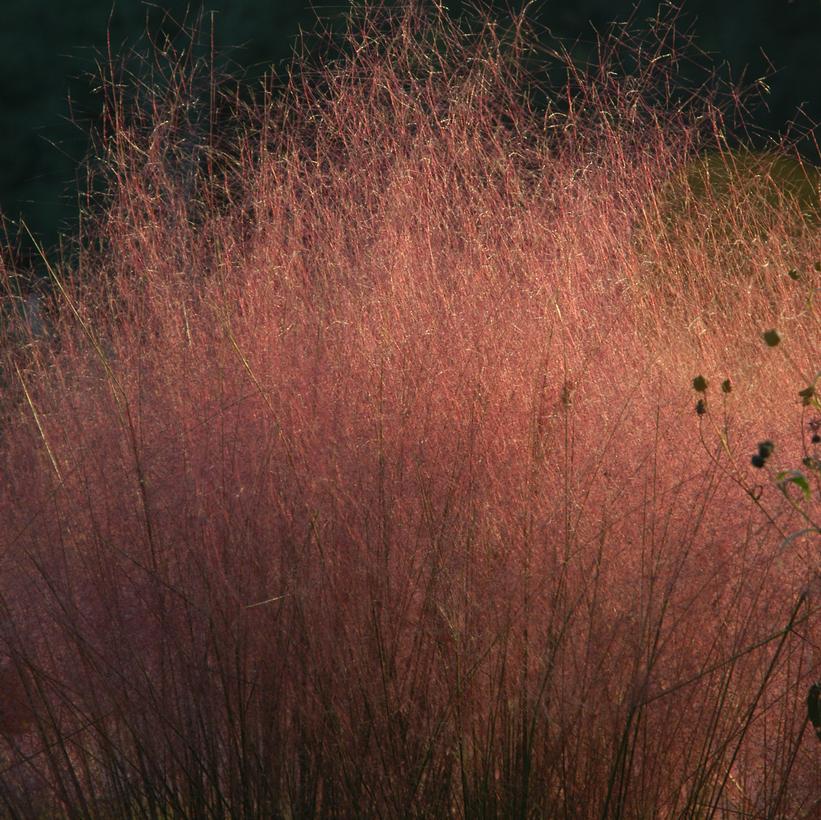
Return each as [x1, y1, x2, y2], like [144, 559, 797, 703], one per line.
[0, 3, 818, 817]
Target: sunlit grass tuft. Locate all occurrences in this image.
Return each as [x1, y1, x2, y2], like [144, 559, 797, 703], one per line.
[0, 3, 818, 817]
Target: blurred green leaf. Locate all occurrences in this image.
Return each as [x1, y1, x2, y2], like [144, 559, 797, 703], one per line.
[775, 470, 810, 501]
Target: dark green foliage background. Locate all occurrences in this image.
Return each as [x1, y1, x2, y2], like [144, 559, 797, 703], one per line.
[1, 0, 818, 256]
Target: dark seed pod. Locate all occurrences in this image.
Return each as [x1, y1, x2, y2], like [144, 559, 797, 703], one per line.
[762, 329, 781, 347]
[808, 683, 821, 742]
[757, 440, 775, 459]
[695, 399, 707, 416]
[751, 454, 766, 469]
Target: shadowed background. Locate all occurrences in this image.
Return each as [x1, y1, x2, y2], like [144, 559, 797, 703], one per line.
[1, 0, 818, 257]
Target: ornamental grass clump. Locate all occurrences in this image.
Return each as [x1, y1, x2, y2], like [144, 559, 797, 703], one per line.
[0, 3, 818, 817]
